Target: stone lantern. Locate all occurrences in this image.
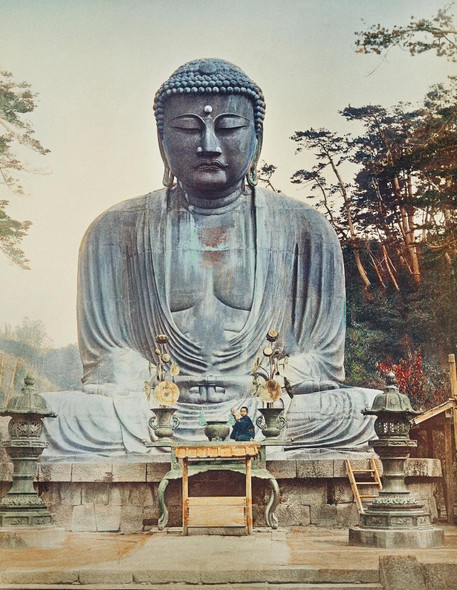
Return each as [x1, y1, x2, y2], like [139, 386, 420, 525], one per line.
[0, 375, 56, 527]
[349, 372, 444, 548]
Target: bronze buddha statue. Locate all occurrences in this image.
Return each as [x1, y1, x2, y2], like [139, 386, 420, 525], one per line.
[43, 59, 378, 457]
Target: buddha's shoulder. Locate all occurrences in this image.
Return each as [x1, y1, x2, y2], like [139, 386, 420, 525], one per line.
[97, 189, 166, 217]
[258, 187, 335, 231]
[80, 190, 166, 248]
[86, 190, 165, 227]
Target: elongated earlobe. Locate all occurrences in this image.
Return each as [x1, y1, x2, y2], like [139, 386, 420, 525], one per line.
[158, 135, 175, 188]
[162, 164, 174, 189]
[246, 134, 263, 188]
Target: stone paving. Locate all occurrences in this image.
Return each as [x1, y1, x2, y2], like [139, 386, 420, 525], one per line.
[0, 525, 455, 588]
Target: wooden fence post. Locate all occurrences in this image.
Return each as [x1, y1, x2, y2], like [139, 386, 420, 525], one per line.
[449, 354, 457, 400]
[446, 354, 457, 522]
[4, 360, 19, 407]
[449, 355, 457, 453]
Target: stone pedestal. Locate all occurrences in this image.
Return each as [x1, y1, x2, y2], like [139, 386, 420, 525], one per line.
[349, 526, 444, 548]
[0, 439, 53, 527]
[349, 444, 444, 547]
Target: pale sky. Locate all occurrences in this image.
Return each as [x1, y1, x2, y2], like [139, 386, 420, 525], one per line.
[0, 0, 454, 347]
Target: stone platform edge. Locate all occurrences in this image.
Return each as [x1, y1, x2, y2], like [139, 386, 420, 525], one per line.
[0, 566, 382, 586]
[0, 558, 457, 587]
[0, 457, 442, 484]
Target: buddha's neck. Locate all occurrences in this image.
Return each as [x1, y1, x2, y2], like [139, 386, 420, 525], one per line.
[180, 185, 247, 214]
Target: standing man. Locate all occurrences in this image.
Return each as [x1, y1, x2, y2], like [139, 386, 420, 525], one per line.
[230, 407, 255, 441]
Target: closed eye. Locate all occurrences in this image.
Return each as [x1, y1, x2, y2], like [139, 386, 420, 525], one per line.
[176, 127, 201, 134]
[215, 116, 249, 131]
[216, 127, 239, 136]
[170, 115, 202, 131]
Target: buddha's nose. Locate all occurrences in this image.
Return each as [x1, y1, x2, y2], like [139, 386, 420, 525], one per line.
[199, 125, 222, 156]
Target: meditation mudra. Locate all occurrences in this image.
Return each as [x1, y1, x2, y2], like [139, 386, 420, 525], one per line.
[43, 58, 378, 457]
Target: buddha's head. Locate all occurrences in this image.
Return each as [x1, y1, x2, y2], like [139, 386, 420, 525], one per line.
[154, 58, 265, 197]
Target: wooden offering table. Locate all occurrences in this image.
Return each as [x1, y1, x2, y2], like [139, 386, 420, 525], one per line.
[177, 443, 258, 535]
[148, 441, 280, 535]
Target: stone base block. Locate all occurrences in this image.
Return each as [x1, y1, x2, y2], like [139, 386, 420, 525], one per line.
[0, 506, 53, 528]
[0, 458, 440, 532]
[348, 526, 444, 548]
[0, 525, 66, 548]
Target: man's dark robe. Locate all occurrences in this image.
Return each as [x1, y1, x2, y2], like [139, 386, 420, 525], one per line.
[230, 415, 255, 441]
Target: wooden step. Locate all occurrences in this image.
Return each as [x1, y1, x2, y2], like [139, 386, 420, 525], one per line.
[345, 459, 382, 513]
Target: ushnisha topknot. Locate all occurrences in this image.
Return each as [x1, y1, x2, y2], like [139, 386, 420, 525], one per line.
[154, 58, 266, 138]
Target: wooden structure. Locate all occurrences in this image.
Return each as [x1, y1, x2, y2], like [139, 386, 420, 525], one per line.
[146, 440, 281, 534]
[0, 354, 19, 407]
[411, 353, 457, 524]
[346, 458, 382, 513]
[175, 443, 258, 535]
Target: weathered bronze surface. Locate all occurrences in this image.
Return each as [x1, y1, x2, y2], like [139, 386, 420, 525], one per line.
[256, 407, 286, 439]
[42, 58, 380, 456]
[204, 420, 230, 442]
[149, 407, 180, 440]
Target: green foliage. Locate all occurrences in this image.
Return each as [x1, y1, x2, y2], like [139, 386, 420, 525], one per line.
[290, 128, 355, 241]
[285, 6, 457, 396]
[258, 161, 281, 193]
[350, 81, 457, 255]
[0, 317, 51, 383]
[0, 317, 50, 349]
[0, 70, 49, 268]
[345, 323, 386, 388]
[344, 245, 406, 385]
[292, 74, 457, 296]
[13, 317, 49, 349]
[355, 5, 457, 61]
[0, 317, 82, 393]
[377, 350, 449, 410]
[42, 344, 82, 390]
[290, 87, 457, 388]
[407, 249, 457, 356]
[343, 242, 457, 397]
[0, 202, 31, 268]
[0, 350, 59, 408]
[0, 342, 82, 398]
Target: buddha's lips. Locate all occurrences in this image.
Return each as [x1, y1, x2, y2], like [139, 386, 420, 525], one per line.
[196, 161, 228, 169]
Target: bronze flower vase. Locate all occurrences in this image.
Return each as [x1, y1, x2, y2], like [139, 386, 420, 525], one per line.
[256, 407, 286, 439]
[149, 407, 180, 440]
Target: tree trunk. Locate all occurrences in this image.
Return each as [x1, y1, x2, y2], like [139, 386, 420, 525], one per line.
[324, 147, 371, 290]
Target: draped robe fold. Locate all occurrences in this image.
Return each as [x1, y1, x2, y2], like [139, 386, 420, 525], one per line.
[42, 187, 377, 458]
[78, 186, 346, 391]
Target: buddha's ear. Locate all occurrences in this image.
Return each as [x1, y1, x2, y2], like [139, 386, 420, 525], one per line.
[158, 134, 175, 188]
[246, 132, 263, 188]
